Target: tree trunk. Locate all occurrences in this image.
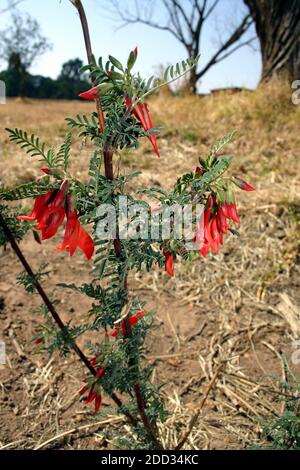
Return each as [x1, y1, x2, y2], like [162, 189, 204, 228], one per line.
[189, 66, 198, 94]
[245, 0, 300, 82]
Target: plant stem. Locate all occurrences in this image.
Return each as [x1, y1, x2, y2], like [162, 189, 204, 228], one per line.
[103, 132, 162, 450]
[0, 213, 137, 427]
[70, 0, 105, 133]
[70, 0, 162, 448]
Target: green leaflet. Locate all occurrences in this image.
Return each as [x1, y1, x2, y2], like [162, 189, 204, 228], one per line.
[193, 157, 233, 191]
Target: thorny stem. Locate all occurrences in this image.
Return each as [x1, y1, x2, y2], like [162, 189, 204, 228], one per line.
[71, 0, 162, 448]
[0, 213, 137, 427]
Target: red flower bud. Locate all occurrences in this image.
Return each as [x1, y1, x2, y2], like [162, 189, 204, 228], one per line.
[163, 249, 174, 277]
[79, 85, 100, 100]
[233, 176, 255, 191]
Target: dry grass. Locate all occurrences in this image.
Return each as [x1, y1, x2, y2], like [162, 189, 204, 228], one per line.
[0, 81, 300, 450]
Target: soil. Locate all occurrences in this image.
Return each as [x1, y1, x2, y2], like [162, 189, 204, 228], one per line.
[1, 230, 299, 450]
[1, 92, 300, 450]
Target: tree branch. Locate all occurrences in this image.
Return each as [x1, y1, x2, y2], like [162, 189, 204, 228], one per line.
[109, 0, 255, 91]
[0, 0, 24, 15]
[196, 13, 254, 79]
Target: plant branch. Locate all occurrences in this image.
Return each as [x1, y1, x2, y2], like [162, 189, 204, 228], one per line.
[69, 0, 105, 133]
[0, 0, 24, 14]
[0, 213, 137, 427]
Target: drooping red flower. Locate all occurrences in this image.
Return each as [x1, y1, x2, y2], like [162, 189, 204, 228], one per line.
[233, 176, 255, 192]
[56, 196, 94, 260]
[17, 191, 53, 222]
[221, 202, 240, 224]
[17, 182, 94, 260]
[199, 197, 243, 257]
[125, 96, 160, 157]
[79, 85, 100, 100]
[18, 181, 69, 240]
[163, 248, 174, 277]
[111, 310, 145, 337]
[79, 364, 105, 413]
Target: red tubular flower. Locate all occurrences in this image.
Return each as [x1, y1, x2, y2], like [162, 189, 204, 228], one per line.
[163, 248, 174, 277]
[233, 176, 255, 192]
[35, 181, 69, 240]
[111, 310, 145, 337]
[18, 181, 69, 241]
[17, 191, 53, 222]
[216, 207, 229, 234]
[206, 218, 219, 254]
[80, 365, 105, 413]
[94, 394, 102, 413]
[56, 196, 94, 260]
[200, 196, 242, 257]
[134, 46, 138, 56]
[222, 202, 240, 224]
[79, 85, 100, 100]
[199, 209, 211, 256]
[125, 96, 160, 157]
[17, 182, 94, 260]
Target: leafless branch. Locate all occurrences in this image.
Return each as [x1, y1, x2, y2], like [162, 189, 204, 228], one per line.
[108, 0, 255, 91]
[0, 0, 24, 14]
[196, 13, 254, 79]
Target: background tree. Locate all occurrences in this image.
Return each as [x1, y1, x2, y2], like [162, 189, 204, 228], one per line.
[0, 10, 51, 96]
[109, 0, 256, 93]
[0, 52, 28, 97]
[244, 0, 300, 82]
[56, 58, 89, 99]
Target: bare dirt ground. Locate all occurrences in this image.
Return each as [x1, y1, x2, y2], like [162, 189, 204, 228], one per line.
[0, 83, 300, 450]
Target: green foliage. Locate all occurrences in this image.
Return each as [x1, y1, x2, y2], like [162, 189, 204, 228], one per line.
[0, 180, 51, 201]
[0, 204, 31, 245]
[5, 128, 75, 171]
[66, 113, 99, 139]
[55, 132, 72, 171]
[5, 128, 55, 166]
[257, 368, 300, 450]
[81, 53, 199, 102]
[17, 262, 50, 294]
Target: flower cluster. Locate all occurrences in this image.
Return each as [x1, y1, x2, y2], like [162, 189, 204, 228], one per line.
[79, 357, 105, 413]
[17, 179, 94, 259]
[111, 310, 145, 337]
[125, 96, 160, 157]
[199, 178, 254, 256]
[79, 47, 160, 158]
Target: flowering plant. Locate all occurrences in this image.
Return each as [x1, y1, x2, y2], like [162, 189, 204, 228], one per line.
[0, 0, 254, 450]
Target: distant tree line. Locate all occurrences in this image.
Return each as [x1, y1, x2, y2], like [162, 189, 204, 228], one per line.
[0, 8, 89, 99]
[0, 56, 89, 99]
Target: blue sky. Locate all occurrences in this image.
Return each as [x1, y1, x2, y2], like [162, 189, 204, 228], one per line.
[0, 0, 262, 93]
